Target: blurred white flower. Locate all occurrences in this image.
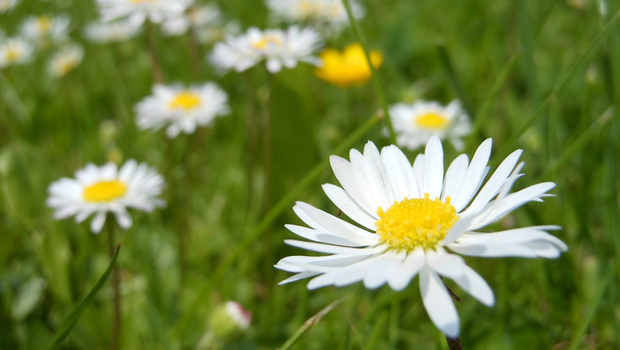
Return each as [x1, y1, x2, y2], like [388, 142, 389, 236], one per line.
[48, 44, 83, 77]
[47, 160, 165, 233]
[96, 0, 194, 29]
[210, 26, 322, 73]
[267, 0, 364, 34]
[0, 0, 19, 13]
[276, 136, 567, 338]
[161, 4, 221, 36]
[195, 20, 241, 45]
[135, 82, 230, 138]
[84, 19, 140, 43]
[0, 37, 34, 69]
[20, 15, 70, 44]
[391, 100, 472, 151]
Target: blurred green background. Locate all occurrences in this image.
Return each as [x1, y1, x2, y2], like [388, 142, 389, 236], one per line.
[1, 0, 620, 349]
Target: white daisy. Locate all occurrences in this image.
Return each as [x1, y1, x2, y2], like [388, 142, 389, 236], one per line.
[20, 15, 71, 44]
[0, 37, 35, 69]
[275, 136, 567, 337]
[194, 20, 241, 45]
[391, 100, 472, 151]
[47, 160, 165, 234]
[209, 26, 322, 73]
[48, 44, 83, 78]
[135, 82, 230, 138]
[96, 0, 194, 29]
[0, 0, 20, 14]
[161, 4, 221, 36]
[267, 0, 364, 33]
[84, 19, 140, 43]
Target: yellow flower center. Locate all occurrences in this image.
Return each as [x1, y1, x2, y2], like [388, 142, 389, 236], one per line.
[6, 48, 21, 62]
[375, 193, 458, 251]
[169, 91, 202, 110]
[252, 35, 282, 49]
[315, 44, 383, 88]
[415, 112, 448, 129]
[83, 180, 127, 202]
[37, 16, 52, 33]
[60, 60, 77, 75]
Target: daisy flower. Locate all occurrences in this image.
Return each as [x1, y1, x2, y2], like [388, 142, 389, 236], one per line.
[48, 44, 84, 78]
[275, 136, 567, 337]
[267, 0, 364, 34]
[391, 100, 472, 151]
[96, 0, 194, 29]
[0, 0, 20, 14]
[209, 26, 322, 73]
[161, 4, 221, 36]
[0, 37, 35, 69]
[135, 82, 230, 138]
[314, 43, 383, 88]
[47, 160, 165, 234]
[20, 15, 70, 44]
[84, 20, 140, 43]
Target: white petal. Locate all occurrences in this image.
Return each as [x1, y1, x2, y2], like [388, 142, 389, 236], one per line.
[362, 142, 394, 208]
[422, 136, 444, 199]
[387, 248, 425, 291]
[381, 145, 420, 199]
[451, 265, 495, 306]
[426, 250, 465, 280]
[363, 251, 405, 289]
[278, 271, 321, 285]
[413, 154, 425, 197]
[115, 210, 132, 229]
[322, 184, 377, 230]
[330, 155, 378, 216]
[284, 240, 386, 255]
[451, 138, 492, 212]
[440, 215, 475, 246]
[447, 242, 538, 258]
[419, 267, 460, 338]
[90, 211, 107, 234]
[442, 154, 469, 201]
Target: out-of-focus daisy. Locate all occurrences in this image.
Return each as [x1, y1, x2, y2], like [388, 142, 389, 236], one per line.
[276, 136, 567, 337]
[47, 160, 165, 233]
[161, 4, 221, 36]
[0, 37, 34, 69]
[135, 83, 230, 138]
[391, 100, 472, 151]
[48, 44, 83, 78]
[20, 15, 70, 44]
[210, 26, 322, 73]
[267, 0, 364, 34]
[314, 43, 382, 88]
[195, 20, 241, 45]
[96, 0, 194, 29]
[84, 20, 140, 43]
[0, 0, 20, 14]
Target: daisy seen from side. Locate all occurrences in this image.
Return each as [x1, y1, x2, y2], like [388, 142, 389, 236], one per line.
[0, 37, 35, 69]
[209, 26, 322, 73]
[314, 43, 383, 88]
[84, 19, 140, 43]
[275, 136, 567, 337]
[47, 160, 166, 233]
[96, 0, 194, 29]
[48, 43, 84, 77]
[135, 82, 230, 138]
[391, 100, 472, 151]
[20, 15, 70, 44]
[267, 0, 364, 34]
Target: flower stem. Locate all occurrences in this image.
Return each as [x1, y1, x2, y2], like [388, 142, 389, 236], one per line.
[106, 216, 121, 350]
[146, 21, 163, 84]
[341, 0, 396, 144]
[446, 336, 463, 350]
[262, 72, 273, 212]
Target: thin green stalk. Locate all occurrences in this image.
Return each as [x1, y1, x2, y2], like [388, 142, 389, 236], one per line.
[0, 71, 30, 121]
[567, 266, 613, 350]
[341, 0, 396, 144]
[495, 7, 620, 161]
[435, 44, 475, 118]
[278, 297, 347, 350]
[107, 217, 121, 350]
[146, 21, 163, 84]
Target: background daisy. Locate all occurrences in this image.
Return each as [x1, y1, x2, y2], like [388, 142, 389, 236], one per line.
[0, 37, 34, 68]
[276, 136, 567, 337]
[391, 100, 472, 151]
[267, 0, 364, 35]
[96, 0, 194, 28]
[20, 14, 70, 44]
[47, 160, 165, 233]
[48, 43, 83, 77]
[135, 82, 230, 138]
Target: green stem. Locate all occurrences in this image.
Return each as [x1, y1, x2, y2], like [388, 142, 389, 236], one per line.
[341, 0, 396, 144]
[106, 216, 121, 350]
[146, 21, 163, 84]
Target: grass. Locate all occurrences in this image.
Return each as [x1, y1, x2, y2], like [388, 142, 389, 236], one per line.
[1, 0, 620, 349]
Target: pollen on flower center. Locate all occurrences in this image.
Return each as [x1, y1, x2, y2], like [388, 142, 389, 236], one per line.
[37, 16, 52, 32]
[169, 92, 202, 110]
[252, 36, 282, 49]
[415, 112, 448, 129]
[375, 193, 458, 250]
[83, 180, 127, 202]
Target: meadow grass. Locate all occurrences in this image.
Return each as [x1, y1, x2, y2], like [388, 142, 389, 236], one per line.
[1, 0, 620, 349]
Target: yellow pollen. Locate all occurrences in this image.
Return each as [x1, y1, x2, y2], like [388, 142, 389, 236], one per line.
[83, 180, 127, 202]
[169, 91, 202, 110]
[37, 16, 52, 33]
[375, 193, 458, 251]
[252, 35, 282, 49]
[415, 112, 448, 129]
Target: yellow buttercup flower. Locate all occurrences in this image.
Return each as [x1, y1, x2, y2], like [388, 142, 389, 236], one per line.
[314, 43, 383, 88]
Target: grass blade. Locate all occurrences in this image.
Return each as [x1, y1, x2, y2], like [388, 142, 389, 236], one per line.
[435, 44, 475, 118]
[47, 243, 122, 350]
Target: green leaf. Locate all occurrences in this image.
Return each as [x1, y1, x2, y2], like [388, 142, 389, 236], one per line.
[46, 243, 121, 350]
